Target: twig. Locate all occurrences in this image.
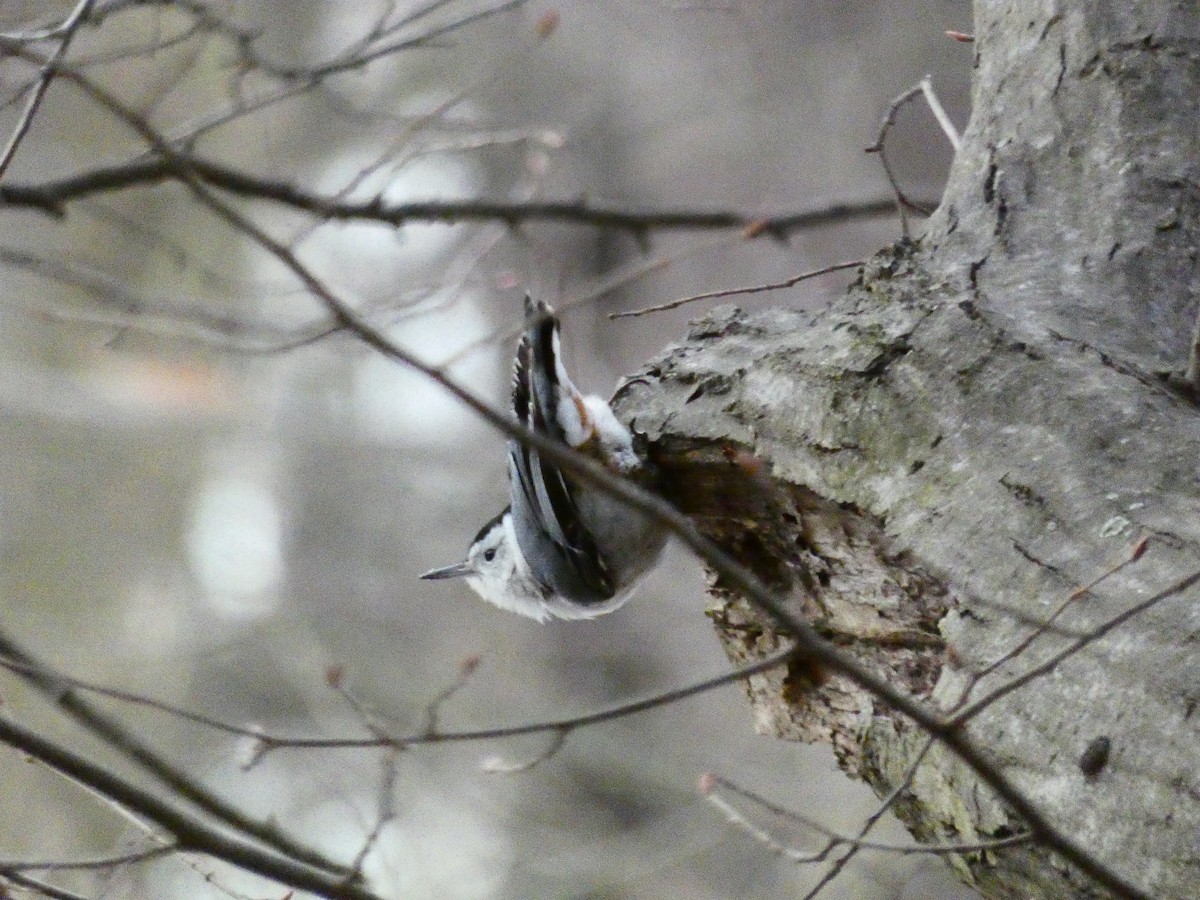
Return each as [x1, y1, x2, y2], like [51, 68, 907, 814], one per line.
[0, 651, 288, 740]
[263, 0, 529, 82]
[0, 152, 909, 235]
[949, 565, 1200, 728]
[422, 654, 481, 736]
[326, 667, 399, 743]
[866, 84, 923, 236]
[919, 77, 961, 151]
[0, 843, 175, 872]
[0, 246, 339, 353]
[610, 260, 864, 320]
[800, 735, 940, 897]
[965, 537, 1149, 691]
[0, 629, 355, 881]
[440, 232, 740, 367]
[0, 0, 96, 181]
[703, 788, 817, 863]
[0, 870, 91, 900]
[0, 645, 798, 750]
[0, 715, 383, 900]
[865, 76, 960, 236]
[702, 773, 1030, 857]
[481, 728, 568, 774]
[347, 748, 401, 880]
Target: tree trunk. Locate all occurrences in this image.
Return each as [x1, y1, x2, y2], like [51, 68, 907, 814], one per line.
[615, 1, 1200, 897]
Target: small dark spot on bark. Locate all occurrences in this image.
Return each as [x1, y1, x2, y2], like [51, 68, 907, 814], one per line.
[1005, 340, 1044, 361]
[983, 160, 998, 204]
[1000, 474, 1045, 507]
[930, 434, 943, 448]
[909, 459, 925, 474]
[959, 298, 980, 319]
[1184, 697, 1197, 720]
[968, 257, 987, 292]
[1107, 242, 1121, 260]
[1079, 736, 1112, 778]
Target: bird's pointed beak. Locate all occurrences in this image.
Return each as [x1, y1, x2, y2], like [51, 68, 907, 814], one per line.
[420, 561, 472, 580]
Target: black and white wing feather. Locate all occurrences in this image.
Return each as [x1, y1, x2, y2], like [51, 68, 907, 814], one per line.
[508, 296, 614, 603]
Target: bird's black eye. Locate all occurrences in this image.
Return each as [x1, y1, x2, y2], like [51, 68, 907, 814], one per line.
[483, 548, 496, 562]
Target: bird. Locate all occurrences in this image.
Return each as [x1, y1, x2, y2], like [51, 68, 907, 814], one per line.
[421, 296, 667, 622]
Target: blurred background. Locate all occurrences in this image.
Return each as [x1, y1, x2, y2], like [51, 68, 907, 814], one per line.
[0, 1, 974, 897]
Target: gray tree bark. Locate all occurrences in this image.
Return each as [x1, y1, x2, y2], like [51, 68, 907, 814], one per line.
[616, 1, 1200, 897]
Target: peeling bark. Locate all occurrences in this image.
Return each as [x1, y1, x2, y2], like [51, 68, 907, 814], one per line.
[614, 1, 1200, 897]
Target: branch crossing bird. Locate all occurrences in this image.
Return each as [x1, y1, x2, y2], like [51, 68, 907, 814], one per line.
[421, 296, 667, 621]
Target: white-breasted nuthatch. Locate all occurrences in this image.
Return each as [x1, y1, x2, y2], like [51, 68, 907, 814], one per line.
[421, 296, 667, 622]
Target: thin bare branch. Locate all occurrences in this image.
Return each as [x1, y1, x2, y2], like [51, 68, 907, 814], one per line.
[0, 644, 798, 750]
[1, 870, 92, 900]
[294, 0, 529, 81]
[440, 232, 742, 367]
[950, 565, 1200, 728]
[865, 76, 961, 235]
[481, 728, 568, 774]
[0, 629, 355, 882]
[325, 667, 401, 744]
[0, 0, 96, 181]
[702, 773, 1030, 857]
[965, 537, 1149, 691]
[0, 151, 908, 235]
[0, 715, 382, 900]
[421, 655, 482, 737]
[347, 748, 401, 880]
[0, 843, 175, 872]
[0, 246, 338, 353]
[919, 76, 961, 151]
[610, 260, 864, 320]
[798, 734, 941, 899]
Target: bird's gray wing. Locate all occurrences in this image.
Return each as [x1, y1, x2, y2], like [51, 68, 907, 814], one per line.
[508, 296, 614, 603]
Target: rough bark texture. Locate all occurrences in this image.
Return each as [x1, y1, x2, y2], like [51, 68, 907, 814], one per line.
[614, 2, 1200, 897]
